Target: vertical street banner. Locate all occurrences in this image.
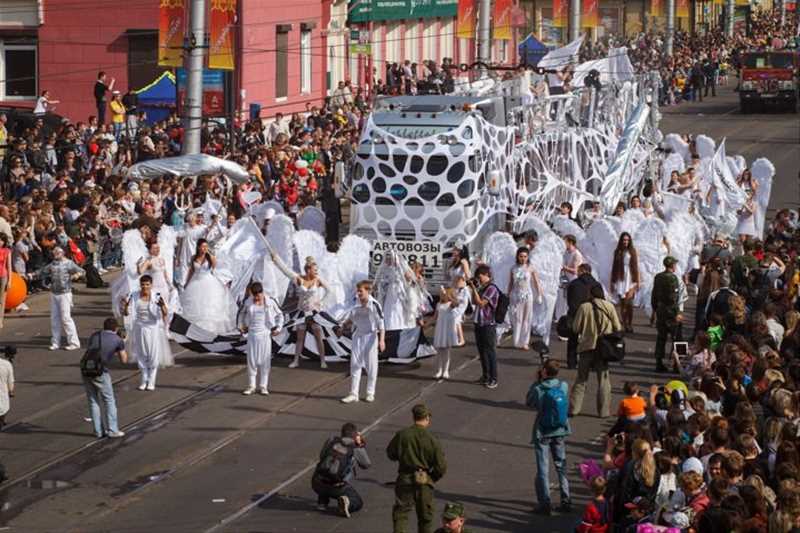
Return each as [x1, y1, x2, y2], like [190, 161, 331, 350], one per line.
[650, 0, 662, 17]
[582, 0, 599, 27]
[456, 0, 476, 38]
[209, 0, 236, 70]
[676, 0, 689, 18]
[158, 0, 185, 67]
[552, 0, 567, 27]
[493, 0, 513, 40]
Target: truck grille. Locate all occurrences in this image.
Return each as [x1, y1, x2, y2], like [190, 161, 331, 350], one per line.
[758, 79, 779, 93]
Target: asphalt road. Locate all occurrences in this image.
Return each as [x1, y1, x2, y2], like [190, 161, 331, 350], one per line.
[0, 85, 797, 533]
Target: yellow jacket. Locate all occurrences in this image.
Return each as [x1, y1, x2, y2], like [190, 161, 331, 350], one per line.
[110, 100, 126, 123]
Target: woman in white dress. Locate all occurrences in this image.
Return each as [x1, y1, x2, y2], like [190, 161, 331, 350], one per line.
[610, 232, 640, 333]
[507, 247, 542, 349]
[408, 261, 433, 321]
[735, 169, 758, 243]
[238, 282, 284, 395]
[430, 288, 458, 379]
[137, 241, 175, 307]
[444, 245, 472, 286]
[122, 275, 173, 391]
[271, 253, 330, 369]
[449, 275, 470, 346]
[181, 239, 236, 334]
[375, 252, 414, 331]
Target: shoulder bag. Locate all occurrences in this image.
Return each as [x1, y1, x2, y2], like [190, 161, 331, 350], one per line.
[590, 302, 625, 363]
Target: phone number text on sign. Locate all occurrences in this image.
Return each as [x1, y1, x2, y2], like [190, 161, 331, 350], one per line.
[370, 240, 443, 272]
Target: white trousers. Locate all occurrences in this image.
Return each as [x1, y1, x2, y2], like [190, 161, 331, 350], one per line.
[350, 332, 379, 397]
[138, 363, 158, 388]
[246, 332, 272, 389]
[51, 292, 79, 349]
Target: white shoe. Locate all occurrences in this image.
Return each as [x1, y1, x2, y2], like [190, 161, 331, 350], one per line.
[242, 387, 255, 395]
[99, 268, 108, 274]
[146, 384, 155, 391]
[338, 495, 351, 518]
[137, 384, 147, 391]
[442, 371, 450, 380]
[434, 369, 443, 379]
[288, 359, 299, 369]
[340, 394, 359, 404]
[107, 430, 125, 439]
[65, 344, 80, 351]
[258, 387, 269, 395]
[365, 394, 375, 403]
[319, 360, 328, 369]
[49, 345, 60, 351]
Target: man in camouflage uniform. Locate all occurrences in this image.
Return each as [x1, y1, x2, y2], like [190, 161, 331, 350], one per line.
[651, 256, 682, 373]
[433, 502, 472, 533]
[387, 404, 447, 533]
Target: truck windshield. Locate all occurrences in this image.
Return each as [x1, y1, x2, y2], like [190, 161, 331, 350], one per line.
[743, 53, 793, 69]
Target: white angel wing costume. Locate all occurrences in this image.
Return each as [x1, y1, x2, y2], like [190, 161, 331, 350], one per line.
[336, 235, 372, 311]
[661, 153, 686, 190]
[265, 214, 296, 304]
[578, 219, 618, 296]
[750, 158, 775, 240]
[619, 208, 646, 237]
[318, 252, 346, 316]
[550, 214, 586, 242]
[694, 134, 716, 160]
[297, 206, 326, 237]
[483, 232, 518, 337]
[119, 229, 148, 328]
[528, 221, 566, 344]
[633, 216, 668, 315]
[664, 133, 691, 164]
[293, 230, 327, 269]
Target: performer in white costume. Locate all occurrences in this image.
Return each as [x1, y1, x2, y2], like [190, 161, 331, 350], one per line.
[610, 232, 640, 333]
[122, 275, 173, 391]
[735, 169, 758, 242]
[33, 247, 84, 350]
[430, 288, 458, 379]
[137, 241, 172, 300]
[238, 282, 284, 395]
[444, 245, 471, 285]
[176, 211, 207, 288]
[181, 239, 237, 334]
[374, 252, 415, 331]
[271, 253, 330, 369]
[450, 275, 470, 346]
[338, 280, 385, 404]
[506, 247, 542, 349]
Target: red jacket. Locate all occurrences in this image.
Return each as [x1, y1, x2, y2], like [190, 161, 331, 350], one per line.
[576, 499, 609, 533]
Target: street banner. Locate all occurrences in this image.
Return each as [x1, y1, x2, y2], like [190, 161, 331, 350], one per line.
[650, 0, 662, 17]
[676, 0, 689, 18]
[456, 0, 475, 38]
[538, 34, 583, 68]
[711, 139, 747, 211]
[552, 0, 567, 28]
[158, 0, 185, 67]
[493, 0, 513, 40]
[582, 0, 599, 27]
[209, 0, 236, 70]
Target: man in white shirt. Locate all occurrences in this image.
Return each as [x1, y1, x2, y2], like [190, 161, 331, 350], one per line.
[267, 113, 289, 144]
[0, 347, 14, 428]
[0, 205, 13, 244]
[338, 280, 385, 404]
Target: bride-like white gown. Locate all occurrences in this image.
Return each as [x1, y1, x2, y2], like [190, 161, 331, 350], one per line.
[180, 260, 237, 334]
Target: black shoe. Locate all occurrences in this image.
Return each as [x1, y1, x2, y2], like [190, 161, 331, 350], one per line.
[531, 504, 552, 516]
[485, 380, 498, 389]
[557, 502, 572, 513]
[655, 364, 668, 373]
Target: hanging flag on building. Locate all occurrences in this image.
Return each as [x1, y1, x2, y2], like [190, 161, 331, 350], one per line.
[158, 0, 185, 67]
[553, 0, 567, 28]
[494, 0, 513, 40]
[650, 0, 663, 17]
[582, 0, 599, 27]
[676, 0, 689, 18]
[209, 0, 236, 70]
[456, 0, 476, 38]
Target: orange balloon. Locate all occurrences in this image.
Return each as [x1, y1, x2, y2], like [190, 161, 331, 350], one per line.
[5, 272, 28, 311]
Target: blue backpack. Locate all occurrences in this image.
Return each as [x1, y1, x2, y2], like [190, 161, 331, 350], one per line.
[539, 383, 568, 432]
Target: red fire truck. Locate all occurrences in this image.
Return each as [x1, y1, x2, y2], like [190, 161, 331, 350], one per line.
[739, 50, 799, 113]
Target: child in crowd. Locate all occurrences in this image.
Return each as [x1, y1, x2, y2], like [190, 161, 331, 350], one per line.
[575, 476, 609, 533]
[608, 382, 647, 437]
[431, 288, 457, 379]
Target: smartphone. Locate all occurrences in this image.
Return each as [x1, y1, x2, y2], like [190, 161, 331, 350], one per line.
[673, 342, 689, 357]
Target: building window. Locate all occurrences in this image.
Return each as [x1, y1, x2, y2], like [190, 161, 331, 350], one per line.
[276, 26, 290, 99]
[128, 31, 161, 90]
[301, 29, 312, 94]
[0, 40, 36, 100]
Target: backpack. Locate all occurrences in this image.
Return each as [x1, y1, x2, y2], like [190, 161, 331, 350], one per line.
[314, 437, 354, 485]
[539, 383, 569, 432]
[591, 302, 625, 363]
[488, 284, 510, 324]
[80, 333, 105, 378]
[85, 264, 106, 289]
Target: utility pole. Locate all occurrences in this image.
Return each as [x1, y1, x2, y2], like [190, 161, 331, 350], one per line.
[182, 0, 207, 155]
[665, 0, 675, 56]
[570, 0, 581, 42]
[726, 0, 735, 37]
[477, 0, 491, 78]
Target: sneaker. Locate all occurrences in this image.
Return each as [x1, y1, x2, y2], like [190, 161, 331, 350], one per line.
[146, 384, 155, 391]
[557, 501, 572, 513]
[485, 380, 498, 389]
[338, 495, 351, 518]
[319, 360, 328, 369]
[242, 387, 255, 395]
[288, 359, 300, 369]
[65, 344, 80, 351]
[107, 430, 126, 439]
[340, 394, 359, 404]
[316, 503, 327, 512]
[531, 504, 552, 516]
[49, 345, 60, 351]
[365, 394, 375, 403]
[258, 387, 269, 396]
[137, 384, 147, 391]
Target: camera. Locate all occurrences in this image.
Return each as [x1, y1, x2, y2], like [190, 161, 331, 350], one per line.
[2, 346, 16, 363]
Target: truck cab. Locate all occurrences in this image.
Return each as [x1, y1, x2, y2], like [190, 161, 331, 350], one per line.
[739, 50, 798, 113]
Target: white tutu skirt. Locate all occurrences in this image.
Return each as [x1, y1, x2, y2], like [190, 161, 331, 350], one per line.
[181, 271, 237, 334]
[131, 323, 174, 367]
[433, 305, 458, 349]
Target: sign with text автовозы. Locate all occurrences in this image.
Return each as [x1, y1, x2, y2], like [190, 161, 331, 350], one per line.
[348, 0, 457, 23]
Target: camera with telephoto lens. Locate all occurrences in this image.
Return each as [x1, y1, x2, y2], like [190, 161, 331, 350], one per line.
[2, 346, 16, 363]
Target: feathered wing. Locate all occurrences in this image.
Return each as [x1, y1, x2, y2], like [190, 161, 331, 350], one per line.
[336, 235, 372, 310]
[694, 134, 716, 160]
[619, 208, 646, 237]
[578, 219, 619, 295]
[529, 222, 566, 343]
[664, 133, 691, 164]
[251, 200, 285, 229]
[318, 252, 346, 316]
[110, 274, 130, 322]
[665, 212, 697, 279]
[484, 232, 518, 296]
[661, 153, 686, 190]
[216, 217, 269, 303]
[293, 230, 327, 268]
[633, 217, 668, 315]
[550, 214, 586, 241]
[157, 225, 177, 287]
[297, 206, 326, 237]
[265, 214, 296, 303]
[121, 229, 148, 315]
[750, 158, 775, 240]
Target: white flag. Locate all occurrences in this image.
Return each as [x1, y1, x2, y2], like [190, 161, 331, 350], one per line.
[711, 139, 747, 212]
[538, 35, 584, 69]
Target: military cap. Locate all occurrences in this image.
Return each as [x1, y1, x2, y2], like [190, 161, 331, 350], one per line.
[442, 502, 464, 520]
[412, 403, 431, 420]
[663, 256, 678, 267]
